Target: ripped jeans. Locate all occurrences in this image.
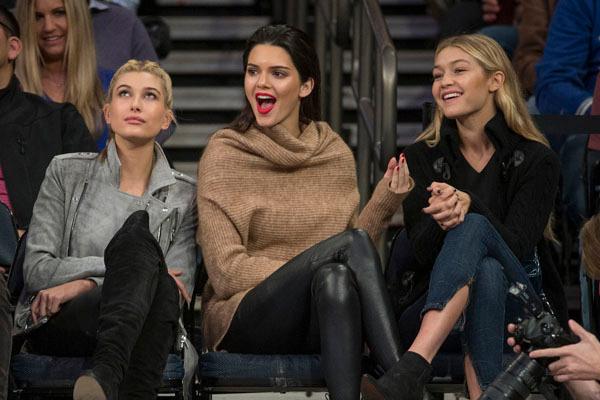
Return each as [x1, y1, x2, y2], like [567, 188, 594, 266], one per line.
[423, 213, 542, 388]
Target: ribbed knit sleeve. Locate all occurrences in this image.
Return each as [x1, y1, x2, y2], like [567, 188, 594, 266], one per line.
[356, 176, 413, 243]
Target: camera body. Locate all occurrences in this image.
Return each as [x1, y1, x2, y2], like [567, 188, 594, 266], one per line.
[479, 285, 575, 400]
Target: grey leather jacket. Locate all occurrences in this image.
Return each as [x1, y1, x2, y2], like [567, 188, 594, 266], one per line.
[15, 141, 197, 329]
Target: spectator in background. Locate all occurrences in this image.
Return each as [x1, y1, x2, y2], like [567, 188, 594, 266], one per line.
[434, 0, 519, 58]
[15, 0, 112, 149]
[535, 0, 600, 116]
[511, 0, 556, 99]
[0, 5, 95, 232]
[89, 0, 158, 71]
[0, 6, 94, 399]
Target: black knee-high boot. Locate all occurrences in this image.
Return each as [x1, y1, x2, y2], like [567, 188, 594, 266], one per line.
[118, 270, 179, 399]
[74, 210, 168, 400]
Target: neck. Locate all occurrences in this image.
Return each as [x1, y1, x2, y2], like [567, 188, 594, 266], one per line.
[115, 138, 155, 197]
[0, 62, 13, 89]
[43, 58, 65, 78]
[456, 107, 496, 154]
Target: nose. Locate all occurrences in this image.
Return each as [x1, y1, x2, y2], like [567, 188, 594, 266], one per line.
[41, 15, 56, 33]
[130, 95, 142, 111]
[440, 73, 453, 87]
[257, 71, 269, 88]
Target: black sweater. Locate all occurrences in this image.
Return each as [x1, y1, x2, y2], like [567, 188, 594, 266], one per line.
[403, 112, 568, 323]
[0, 76, 96, 229]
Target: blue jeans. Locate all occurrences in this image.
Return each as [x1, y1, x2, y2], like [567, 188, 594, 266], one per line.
[423, 214, 541, 388]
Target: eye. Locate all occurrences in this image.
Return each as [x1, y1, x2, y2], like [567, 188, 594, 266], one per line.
[145, 91, 158, 100]
[432, 73, 442, 81]
[454, 68, 466, 74]
[117, 89, 130, 97]
[53, 8, 66, 16]
[246, 67, 258, 76]
[272, 70, 287, 78]
[34, 12, 43, 21]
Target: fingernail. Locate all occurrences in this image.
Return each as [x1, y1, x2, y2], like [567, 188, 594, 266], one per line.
[395, 166, 400, 171]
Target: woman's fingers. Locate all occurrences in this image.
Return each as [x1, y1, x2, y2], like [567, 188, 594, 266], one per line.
[384, 156, 398, 180]
[390, 165, 399, 190]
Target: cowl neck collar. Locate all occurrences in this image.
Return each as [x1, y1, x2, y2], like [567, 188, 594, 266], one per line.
[237, 121, 336, 168]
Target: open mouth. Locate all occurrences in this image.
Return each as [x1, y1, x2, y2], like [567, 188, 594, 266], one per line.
[256, 93, 276, 114]
[442, 91, 462, 101]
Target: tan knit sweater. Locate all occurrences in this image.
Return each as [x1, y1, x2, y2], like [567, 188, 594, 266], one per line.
[197, 121, 411, 350]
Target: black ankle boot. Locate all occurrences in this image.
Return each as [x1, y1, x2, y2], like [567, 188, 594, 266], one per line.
[361, 351, 432, 400]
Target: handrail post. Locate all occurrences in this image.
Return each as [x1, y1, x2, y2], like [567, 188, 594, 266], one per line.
[315, 0, 328, 119]
[329, 0, 343, 134]
[357, 2, 373, 207]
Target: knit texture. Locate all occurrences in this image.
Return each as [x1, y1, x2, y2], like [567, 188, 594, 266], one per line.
[197, 121, 410, 350]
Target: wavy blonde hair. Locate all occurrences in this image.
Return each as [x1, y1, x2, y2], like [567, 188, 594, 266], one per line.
[418, 34, 555, 240]
[418, 34, 548, 148]
[15, 0, 103, 138]
[582, 214, 600, 279]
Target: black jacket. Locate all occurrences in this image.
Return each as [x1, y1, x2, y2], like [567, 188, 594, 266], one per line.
[0, 76, 96, 229]
[402, 112, 568, 325]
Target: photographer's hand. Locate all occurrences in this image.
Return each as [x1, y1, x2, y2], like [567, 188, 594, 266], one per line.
[528, 320, 600, 382]
[506, 323, 522, 353]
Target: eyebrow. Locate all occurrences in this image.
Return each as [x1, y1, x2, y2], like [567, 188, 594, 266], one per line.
[116, 84, 161, 94]
[247, 63, 292, 70]
[432, 59, 471, 70]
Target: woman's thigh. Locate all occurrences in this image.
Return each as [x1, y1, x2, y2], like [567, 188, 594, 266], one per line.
[27, 285, 101, 357]
[221, 230, 366, 354]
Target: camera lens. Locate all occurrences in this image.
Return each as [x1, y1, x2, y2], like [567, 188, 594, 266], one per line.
[479, 354, 545, 400]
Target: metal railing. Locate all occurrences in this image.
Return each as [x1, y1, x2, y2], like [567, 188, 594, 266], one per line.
[350, 0, 397, 206]
[275, 0, 309, 33]
[314, 0, 351, 136]
[314, 0, 397, 206]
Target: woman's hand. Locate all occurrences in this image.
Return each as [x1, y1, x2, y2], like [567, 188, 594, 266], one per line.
[168, 269, 192, 304]
[30, 279, 96, 323]
[422, 182, 471, 230]
[383, 154, 411, 194]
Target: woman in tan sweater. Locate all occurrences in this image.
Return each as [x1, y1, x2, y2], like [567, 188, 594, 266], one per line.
[197, 25, 412, 400]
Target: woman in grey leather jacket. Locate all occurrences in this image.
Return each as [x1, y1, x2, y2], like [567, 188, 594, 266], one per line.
[15, 60, 197, 400]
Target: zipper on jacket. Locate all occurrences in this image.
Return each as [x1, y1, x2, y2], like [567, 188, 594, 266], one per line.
[66, 180, 88, 255]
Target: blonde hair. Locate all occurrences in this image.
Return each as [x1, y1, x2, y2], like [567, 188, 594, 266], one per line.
[99, 59, 175, 158]
[418, 34, 555, 240]
[582, 214, 600, 279]
[15, 0, 103, 138]
[417, 34, 548, 148]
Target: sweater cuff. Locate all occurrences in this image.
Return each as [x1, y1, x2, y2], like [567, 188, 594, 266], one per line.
[371, 175, 415, 212]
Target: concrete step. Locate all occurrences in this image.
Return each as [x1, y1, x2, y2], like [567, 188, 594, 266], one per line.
[172, 85, 432, 111]
[165, 16, 270, 41]
[162, 49, 433, 75]
[165, 15, 436, 41]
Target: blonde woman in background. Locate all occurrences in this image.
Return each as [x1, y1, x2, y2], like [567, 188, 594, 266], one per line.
[15, 0, 111, 148]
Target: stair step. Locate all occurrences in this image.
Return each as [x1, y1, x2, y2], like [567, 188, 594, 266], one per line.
[165, 15, 436, 41]
[165, 16, 270, 40]
[172, 85, 432, 111]
[162, 49, 434, 75]
[157, 0, 253, 5]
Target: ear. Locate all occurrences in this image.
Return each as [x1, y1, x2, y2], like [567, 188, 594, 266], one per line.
[102, 103, 111, 125]
[299, 77, 314, 99]
[488, 71, 505, 93]
[161, 109, 173, 130]
[7, 37, 21, 62]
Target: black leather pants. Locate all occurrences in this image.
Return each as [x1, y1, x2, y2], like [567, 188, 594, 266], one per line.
[221, 229, 402, 400]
